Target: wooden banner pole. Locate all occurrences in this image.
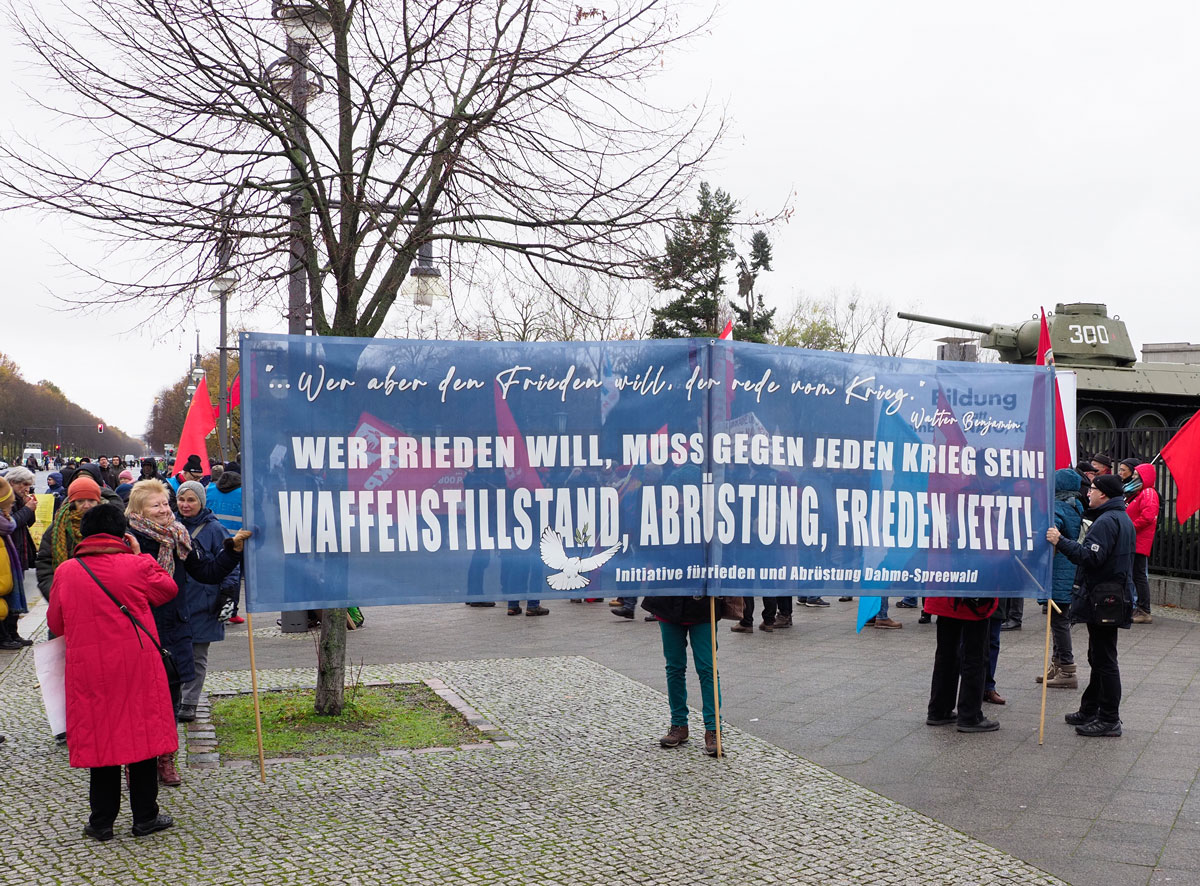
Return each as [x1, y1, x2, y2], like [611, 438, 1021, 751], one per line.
[245, 611, 268, 782]
[709, 597, 723, 759]
[1038, 599, 1062, 746]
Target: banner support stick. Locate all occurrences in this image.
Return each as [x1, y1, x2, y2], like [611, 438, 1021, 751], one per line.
[1038, 599, 1063, 746]
[245, 612, 268, 783]
[709, 597, 723, 759]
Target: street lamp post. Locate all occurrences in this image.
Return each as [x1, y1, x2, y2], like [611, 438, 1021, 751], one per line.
[272, 0, 331, 335]
[210, 267, 238, 462]
[272, 0, 333, 634]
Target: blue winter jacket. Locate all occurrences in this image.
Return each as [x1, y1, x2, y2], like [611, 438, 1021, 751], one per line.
[128, 525, 241, 683]
[179, 508, 241, 644]
[1052, 468, 1084, 607]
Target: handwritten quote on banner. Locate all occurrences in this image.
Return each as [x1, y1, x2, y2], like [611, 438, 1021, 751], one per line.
[240, 334, 1055, 611]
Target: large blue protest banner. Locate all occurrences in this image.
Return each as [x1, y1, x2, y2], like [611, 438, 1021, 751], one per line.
[240, 333, 1055, 611]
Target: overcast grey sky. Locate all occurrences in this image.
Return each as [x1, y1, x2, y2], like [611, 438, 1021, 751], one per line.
[2, 1, 1198, 438]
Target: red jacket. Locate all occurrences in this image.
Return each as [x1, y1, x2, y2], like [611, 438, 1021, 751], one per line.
[1126, 463, 1160, 557]
[46, 534, 180, 769]
[923, 596, 998, 620]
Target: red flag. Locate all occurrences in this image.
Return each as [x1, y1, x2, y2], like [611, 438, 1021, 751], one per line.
[228, 373, 241, 411]
[493, 383, 543, 490]
[1037, 308, 1073, 469]
[718, 319, 733, 340]
[1161, 409, 1200, 523]
[171, 377, 217, 476]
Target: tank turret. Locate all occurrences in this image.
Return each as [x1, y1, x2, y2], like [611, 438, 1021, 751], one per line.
[899, 303, 1200, 438]
[898, 303, 1137, 367]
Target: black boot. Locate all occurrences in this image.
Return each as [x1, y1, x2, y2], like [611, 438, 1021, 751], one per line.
[0, 618, 23, 651]
[4, 614, 31, 647]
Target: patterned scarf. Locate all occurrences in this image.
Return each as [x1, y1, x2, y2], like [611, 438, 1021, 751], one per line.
[49, 503, 85, 569]
[127, 513, 192, 577]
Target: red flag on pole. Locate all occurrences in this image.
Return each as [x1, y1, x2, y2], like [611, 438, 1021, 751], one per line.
[1161, 409, 1200, 523]
[493, 382, 543, 490]
[171, 377, 217, 476]
[1037, 308, 1073, 469]
[228, 373, 241, 411]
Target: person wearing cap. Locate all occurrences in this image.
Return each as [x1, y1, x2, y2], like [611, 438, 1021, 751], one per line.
[1090, 454, 1113, 475]
[35, 475, 105, 606]
[0, 476, 32, 650]
[167, 454, 210, 497]
[1046, 472, 1135, 737]
[115, 470, 136, 504]
[1116, 457, 1141, 484]
[173, 480, 240, 723]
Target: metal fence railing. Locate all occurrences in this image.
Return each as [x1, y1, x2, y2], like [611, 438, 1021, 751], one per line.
[1077, 426, 1199, 580]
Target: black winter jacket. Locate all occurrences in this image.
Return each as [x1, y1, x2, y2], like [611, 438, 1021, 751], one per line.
[642, 595, 722, 624]
[1054, 496, 1135, 628]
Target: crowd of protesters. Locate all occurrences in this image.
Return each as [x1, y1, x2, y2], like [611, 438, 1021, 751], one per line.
[2, 452, 249, 839]
[0, 445, 1162, 809]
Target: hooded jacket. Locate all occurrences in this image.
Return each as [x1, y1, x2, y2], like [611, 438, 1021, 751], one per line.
[205, 471, 243, 532]
[1052, 467, 1085, 605]
[1055, 495, 1135, 627]
[1125, 462, 1160, 557]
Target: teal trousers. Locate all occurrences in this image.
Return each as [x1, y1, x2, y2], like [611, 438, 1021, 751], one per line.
[658, 621, 721, 731]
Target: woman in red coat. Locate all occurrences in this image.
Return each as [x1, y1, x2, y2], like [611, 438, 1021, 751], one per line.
[925, 596, 1000, 733]
[46, 504, 180, 841]
[1125, 462, 1159, 623]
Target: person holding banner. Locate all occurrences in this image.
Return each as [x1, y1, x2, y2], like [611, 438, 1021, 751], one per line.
[1046, 473, 1135, 738]
[925, 595, 1000, 733]
[1037, 468, 1086, 690]
[125, 480, 248, 784]
[642, 595, 723, 756]
[174, 482, 240, 723]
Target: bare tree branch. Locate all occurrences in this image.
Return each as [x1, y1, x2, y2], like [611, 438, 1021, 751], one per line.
[2, 0, 720, 335]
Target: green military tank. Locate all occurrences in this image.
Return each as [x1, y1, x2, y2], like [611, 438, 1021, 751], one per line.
[898, 302, 1200, 434]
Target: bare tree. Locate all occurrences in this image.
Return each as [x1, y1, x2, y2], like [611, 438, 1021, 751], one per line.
[773, 289, 920, 357]
[2, 1, 717, 330]
[458, 268, 651, 342]
[1, 0, 717, 714]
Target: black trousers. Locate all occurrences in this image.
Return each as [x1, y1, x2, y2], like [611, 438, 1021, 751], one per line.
[1080, 623, 1121, 722]
[89, 757, 159, 829]
[740, 596, 792, 626]
[928, 616, 989, 726]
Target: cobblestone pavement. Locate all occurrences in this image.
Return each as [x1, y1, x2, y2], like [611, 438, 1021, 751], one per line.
[208, 599, 1200, 886]
[1, 601, 1067, 886]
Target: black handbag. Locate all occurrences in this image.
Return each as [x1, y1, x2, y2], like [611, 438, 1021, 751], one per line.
[1088, 580, 1126, 626]
[77, 559, 182, 686]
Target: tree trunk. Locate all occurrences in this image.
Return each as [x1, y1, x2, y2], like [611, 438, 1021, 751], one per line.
[314, 608, 348, 715]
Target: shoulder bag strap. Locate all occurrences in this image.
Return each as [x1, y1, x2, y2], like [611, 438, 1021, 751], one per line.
[76, 557, 167, 655]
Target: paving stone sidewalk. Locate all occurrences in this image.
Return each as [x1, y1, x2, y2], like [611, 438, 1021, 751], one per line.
[1, 605, 1065, 886]
[208, 599, 1200, 886]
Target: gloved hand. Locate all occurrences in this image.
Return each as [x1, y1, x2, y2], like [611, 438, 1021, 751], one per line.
[216, 597, 237, 623]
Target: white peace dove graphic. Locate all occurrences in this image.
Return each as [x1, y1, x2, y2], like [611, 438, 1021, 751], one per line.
[539, 527, 626, 591]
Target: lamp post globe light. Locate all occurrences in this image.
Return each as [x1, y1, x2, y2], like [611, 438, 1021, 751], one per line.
[402, 240, 449, 308]
[271, 0, 333, 44]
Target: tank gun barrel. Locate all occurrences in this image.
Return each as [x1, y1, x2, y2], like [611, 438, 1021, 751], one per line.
[897, 312, 992, 335]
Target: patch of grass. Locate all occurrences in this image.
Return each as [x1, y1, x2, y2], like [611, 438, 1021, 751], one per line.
[210, 684, 483, 759]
